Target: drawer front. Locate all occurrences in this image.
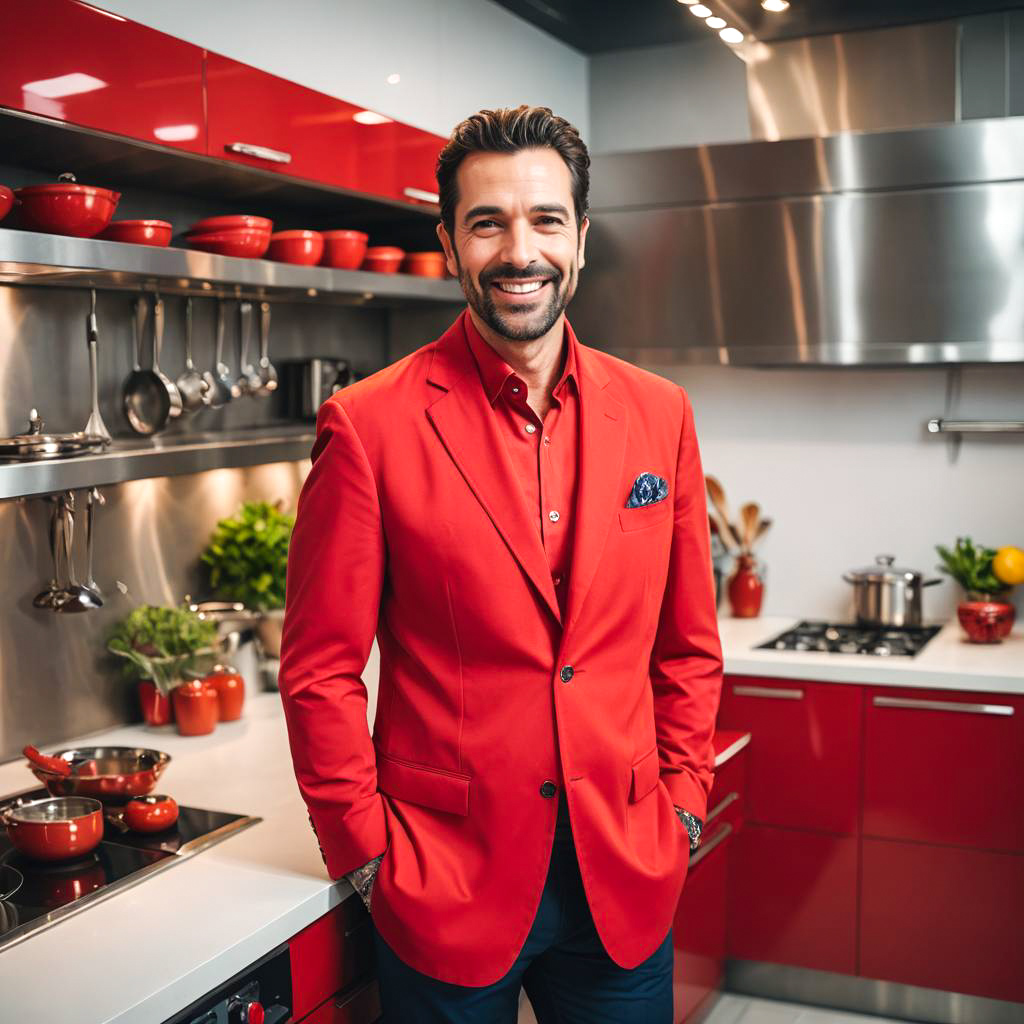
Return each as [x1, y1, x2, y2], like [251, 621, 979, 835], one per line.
[717, 675, 862, 835]
[860, 838, 1024, 1003]
[863, 687, 1024, 851]
[706, 749, 745, 833]
[728, 824, 858, 975]
[303, 978, 382, 1024]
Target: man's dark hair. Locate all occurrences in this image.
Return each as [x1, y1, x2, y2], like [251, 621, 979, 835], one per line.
[436, 105, 590, 241]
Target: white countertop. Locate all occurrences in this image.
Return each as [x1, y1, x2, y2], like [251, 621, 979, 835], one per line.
[718, 615, 1024, 694]
[0, 692, 353, 1024]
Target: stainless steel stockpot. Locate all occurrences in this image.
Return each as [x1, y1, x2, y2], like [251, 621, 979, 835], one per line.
[842, 554, 943, 627]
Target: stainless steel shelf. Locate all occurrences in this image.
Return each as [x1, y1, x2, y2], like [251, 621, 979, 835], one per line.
[0, 425, 315, 500]
[0, 228, 464, 306]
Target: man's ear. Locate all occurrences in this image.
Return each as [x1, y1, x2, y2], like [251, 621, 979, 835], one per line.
[436, 222, 458, 278]
[577, 215, 590, 271]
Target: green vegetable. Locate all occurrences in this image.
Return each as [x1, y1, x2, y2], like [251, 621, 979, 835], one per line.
[935, 537, 1008, 597]
[200, 500, 294, 612]
[107, 603, 218, 696]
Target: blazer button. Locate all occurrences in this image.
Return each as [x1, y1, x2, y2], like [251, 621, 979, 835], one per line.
[559, 665, 574, 682]
[539, 780, 557, 798]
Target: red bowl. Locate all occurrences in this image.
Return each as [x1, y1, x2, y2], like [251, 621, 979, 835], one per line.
[401, 251, 447, 278]
[362, 246, 405, 274]
[186, 228, 272, 259]
[122, 794, 179, 833]
[14, 181, 120, 238]
[189, 214, 273, 234]
[98, 219, 173, 247]
[267, 229, 324, 265]
[321, 229, 369, 270]
[2, 796, 104, 861]
[0, 185, 12, 223]
[957, 600, 1016, 643]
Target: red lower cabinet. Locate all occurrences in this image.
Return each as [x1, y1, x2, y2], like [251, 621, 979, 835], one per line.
[861, 838, 1024, 1003]
[728, 824, 858, 975]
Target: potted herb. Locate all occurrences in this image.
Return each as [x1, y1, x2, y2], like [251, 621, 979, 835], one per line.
[107, 603, 218, 726]
[200, 500, 294, 658]
[935, 537, 1017, 643]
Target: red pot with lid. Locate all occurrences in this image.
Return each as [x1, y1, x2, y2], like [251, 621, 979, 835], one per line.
[0, 185, 13, 223]
[14, 173, 120, 238]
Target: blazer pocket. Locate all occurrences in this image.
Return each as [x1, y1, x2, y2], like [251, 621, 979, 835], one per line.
[376, 751, 471, 816]
[618, 500, 671, 532]
[630, 746, 661, 802]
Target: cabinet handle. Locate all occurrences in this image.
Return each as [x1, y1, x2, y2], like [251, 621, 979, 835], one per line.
[403, 186, 440, 203]
[705, 790, 739, 823]
[689, 821, 732, 867]
[873, 695, 1014, 716]
[226, 141, 292, 164]
[732, 684, 804, 700]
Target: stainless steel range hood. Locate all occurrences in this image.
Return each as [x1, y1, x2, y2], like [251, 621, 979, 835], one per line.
[573, 116, 1024, 367]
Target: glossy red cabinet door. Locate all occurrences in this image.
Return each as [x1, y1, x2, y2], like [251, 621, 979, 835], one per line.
[0, 0, 204, 154]
[728, 824, 858, 974]
[863, 687, 1024, 852]
[206, 53, 442, 205]
[717, 676, 862, 835]
[861, 838, 1024, 1002]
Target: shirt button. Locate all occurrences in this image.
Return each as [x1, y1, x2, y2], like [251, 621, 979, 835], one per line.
[525, 423, 536, 434]
[552, 574, 563, 586]
[543, 436, 551, 445]
[548, 510, 560, 522]
[559, 665, 574, 682]
[511, 385, 520, 394]
[539, 780, 557, 798]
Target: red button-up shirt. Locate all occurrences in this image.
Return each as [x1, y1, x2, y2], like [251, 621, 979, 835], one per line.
[463, 312, 580, 623]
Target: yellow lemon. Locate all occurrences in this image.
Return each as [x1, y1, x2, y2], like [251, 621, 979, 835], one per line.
[993, 546, 1024, 586]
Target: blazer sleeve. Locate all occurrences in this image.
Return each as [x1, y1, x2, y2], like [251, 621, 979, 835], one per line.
[278, 395, 388, 879]
[648, 386, 724, 822]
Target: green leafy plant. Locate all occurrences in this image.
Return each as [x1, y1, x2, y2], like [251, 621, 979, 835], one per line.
[935, 536, 1008, 597]
[107, 603, 218, 697]
[200, 500, 294, 612]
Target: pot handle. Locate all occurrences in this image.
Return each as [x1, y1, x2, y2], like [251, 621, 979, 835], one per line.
[922, 577, 944, 587]
[842, 574, 857, 584]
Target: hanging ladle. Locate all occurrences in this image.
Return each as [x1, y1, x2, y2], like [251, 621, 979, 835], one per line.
[208, 300, 235, 408]
[176, 297, 212, 413]
[256, 301, 278, 395]
[124, 296, 171, 435]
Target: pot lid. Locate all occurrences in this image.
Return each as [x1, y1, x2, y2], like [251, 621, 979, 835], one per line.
[14, 172, 119, 200]
[846, 554, 925, 582]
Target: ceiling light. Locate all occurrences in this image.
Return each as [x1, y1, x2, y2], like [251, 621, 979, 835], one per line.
[761, 0, 790, 10]
[676, 0, 698, 4]
[706, 16, 726, 28]
[689, 4, 712, 15]
[354, 110, 394, 125]
[386, 73, 401, 85]
[22, 73, 107, 99]
[719, 26, 745, 43]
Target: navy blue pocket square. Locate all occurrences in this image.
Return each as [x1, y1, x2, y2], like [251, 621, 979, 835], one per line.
[625, 472, 669, 508]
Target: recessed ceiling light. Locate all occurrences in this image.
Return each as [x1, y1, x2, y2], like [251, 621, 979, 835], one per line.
[706, 16, 726, 29]
[719, 26, 745, 43]
[689, 4, 712, 16]
[761, 0, 790, 11]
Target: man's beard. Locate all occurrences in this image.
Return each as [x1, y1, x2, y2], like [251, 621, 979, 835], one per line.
[456, 257, 576, 342]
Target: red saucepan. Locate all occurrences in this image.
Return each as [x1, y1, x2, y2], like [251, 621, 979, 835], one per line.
[1, 796, 104, 861]
[14, 172, 120, 238]
[23, 745, 171, 804]
[0, 185, 13, 223]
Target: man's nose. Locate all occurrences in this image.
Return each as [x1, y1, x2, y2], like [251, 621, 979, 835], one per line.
[500, 219, 537, 268]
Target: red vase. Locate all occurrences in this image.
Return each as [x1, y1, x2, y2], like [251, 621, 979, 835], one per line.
[727, 554, 765, 618]
[957, 597, 1016, 644]
[137, 680, 173, 726]
[204, 666, 245, 721]
[171, 679, 219, 736]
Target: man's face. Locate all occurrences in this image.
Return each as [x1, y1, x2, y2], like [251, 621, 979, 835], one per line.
[437, 148, 589, 343]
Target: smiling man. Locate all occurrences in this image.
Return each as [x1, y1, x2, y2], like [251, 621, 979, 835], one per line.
[278, 106, 723, 1023]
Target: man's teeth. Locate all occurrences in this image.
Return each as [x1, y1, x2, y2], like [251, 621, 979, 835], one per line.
[494, 280, 546, 294]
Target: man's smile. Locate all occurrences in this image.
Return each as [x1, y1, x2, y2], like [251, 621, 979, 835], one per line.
[489, 277, 553, 298]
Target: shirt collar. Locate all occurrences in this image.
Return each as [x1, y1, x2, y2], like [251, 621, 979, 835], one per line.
[462, 309, 578, 407]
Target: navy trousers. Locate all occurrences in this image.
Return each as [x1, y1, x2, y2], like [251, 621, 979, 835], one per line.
[370, 789, 674, 1023]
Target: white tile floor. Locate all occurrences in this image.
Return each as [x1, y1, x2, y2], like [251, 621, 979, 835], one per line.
[704, 994, 907, 1024]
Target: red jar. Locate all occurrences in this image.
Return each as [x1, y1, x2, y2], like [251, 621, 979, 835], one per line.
[727, 554, 765, 618]
[171, 679, 219, 736]
[137, 680, 173, 726]
[204, 666, 245, 721]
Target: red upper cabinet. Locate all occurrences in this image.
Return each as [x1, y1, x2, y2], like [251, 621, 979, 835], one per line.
[0, 0, 204, 154]
[205, 53, 443, 206]
[716, 676, 862, 835]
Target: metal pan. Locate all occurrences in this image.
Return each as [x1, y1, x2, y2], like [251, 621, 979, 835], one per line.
[123, 296, 171, 435]
[24, 745, 172, 805]
[0, 409, 107, 461]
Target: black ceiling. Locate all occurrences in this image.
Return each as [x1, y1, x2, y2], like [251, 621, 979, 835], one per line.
[491, 0, 1024, 54]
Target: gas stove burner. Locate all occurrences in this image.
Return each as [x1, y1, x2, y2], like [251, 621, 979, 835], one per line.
[758, 620, 941, 657]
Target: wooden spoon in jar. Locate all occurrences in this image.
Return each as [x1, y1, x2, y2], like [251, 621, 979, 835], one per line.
[705, 475, 743, 550]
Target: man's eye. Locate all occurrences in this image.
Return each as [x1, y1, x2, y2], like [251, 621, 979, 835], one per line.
[538, 217, 563, 225]
[473, 219, 498, 229]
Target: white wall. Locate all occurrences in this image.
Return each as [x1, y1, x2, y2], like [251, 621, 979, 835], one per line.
[95, 0, 589, 141]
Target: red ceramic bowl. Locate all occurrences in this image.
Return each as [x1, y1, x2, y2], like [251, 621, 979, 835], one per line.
[267, 229, 324, 265]
[957, 600, 1016, 643]
[186, 228, 272, 259]
[2, 796, 104, 861]
[401, 251, 447, 278]
[0, 185, 13, 223]
[122, 794, 179, 833]
[14, 181, 120, 238]
[321, 229, 369, 269]
[98, 219, 173, 247]
[189, 214, 273, 234]
[362, 246, 405, 274]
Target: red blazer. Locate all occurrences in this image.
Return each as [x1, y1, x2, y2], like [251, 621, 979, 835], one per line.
[278, 310, 723, 987]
